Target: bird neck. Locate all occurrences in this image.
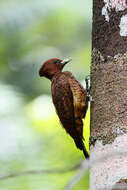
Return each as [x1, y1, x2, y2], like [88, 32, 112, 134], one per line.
[50, 71, 63, 80]
[47, 71, 62, 80]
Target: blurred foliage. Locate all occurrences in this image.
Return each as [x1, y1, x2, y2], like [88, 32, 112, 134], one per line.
[0, 0, 92, 189]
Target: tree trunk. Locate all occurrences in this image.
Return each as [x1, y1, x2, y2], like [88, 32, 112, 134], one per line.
[90, 0, 127, 189]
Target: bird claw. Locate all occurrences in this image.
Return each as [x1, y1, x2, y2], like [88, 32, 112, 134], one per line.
[85, 75, 90, 81]
[88, 95, 94, 102]
[85, 75, 91, 102]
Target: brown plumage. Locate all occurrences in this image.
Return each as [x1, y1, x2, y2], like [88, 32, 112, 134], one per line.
[39, 58, 89, 158]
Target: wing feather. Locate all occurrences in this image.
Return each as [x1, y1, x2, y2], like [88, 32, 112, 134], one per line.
[68, 77, 87, 119]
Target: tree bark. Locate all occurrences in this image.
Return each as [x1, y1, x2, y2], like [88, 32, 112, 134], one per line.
[90, 0, 127, 189]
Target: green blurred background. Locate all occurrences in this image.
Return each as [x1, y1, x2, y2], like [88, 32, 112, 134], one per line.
[0, 0, 92, 189]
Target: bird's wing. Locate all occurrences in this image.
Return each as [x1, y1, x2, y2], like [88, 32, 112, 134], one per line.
[68, 76, 88, 119]
[67, 76, 88, 140]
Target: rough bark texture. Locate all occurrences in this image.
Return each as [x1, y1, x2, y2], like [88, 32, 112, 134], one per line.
[90, 51, 127, 144]
[90, 0, 127, 189]
[92, 0, 127, 58]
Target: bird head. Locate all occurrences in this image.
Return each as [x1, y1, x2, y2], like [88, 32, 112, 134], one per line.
[39, 58, 72, 80]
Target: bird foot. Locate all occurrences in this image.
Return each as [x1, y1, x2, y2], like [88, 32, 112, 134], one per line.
[85, 75, 91, 102]
[85, 75, 90, 92]
[87, 95, 94, 102]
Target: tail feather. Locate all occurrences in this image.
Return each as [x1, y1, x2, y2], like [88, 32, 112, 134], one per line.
[74, 139, 89, 159]
[81, 141, 89, 158]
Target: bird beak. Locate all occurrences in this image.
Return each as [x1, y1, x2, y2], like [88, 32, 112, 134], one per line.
[61, 58, 72, 65]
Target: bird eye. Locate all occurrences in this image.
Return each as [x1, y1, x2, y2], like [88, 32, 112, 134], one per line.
[53, 60, 58, 64]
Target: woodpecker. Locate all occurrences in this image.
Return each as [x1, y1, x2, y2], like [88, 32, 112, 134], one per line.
[39, 58, 89, 158]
